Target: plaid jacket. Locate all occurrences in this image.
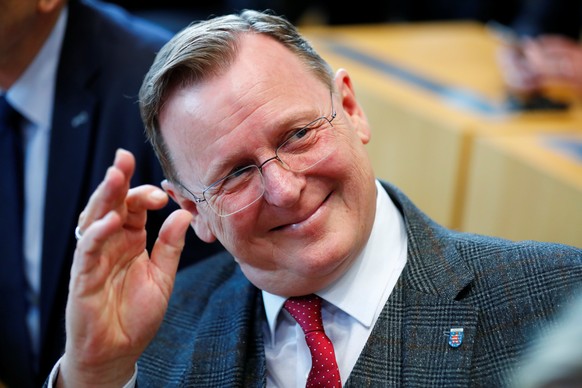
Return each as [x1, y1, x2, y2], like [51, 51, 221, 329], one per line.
[139, 181, 582, 387]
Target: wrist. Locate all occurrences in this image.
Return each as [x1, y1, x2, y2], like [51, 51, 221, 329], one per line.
[57, 353, 136, 388]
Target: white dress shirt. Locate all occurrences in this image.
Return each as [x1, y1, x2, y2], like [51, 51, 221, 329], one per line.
[4, 6, 68, 361]
[263, 179, 408, 387]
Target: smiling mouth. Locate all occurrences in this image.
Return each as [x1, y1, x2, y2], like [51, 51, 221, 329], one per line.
[270, 192, 332, 232]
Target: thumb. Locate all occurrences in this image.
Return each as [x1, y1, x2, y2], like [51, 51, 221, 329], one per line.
[150, 209, 193, 283]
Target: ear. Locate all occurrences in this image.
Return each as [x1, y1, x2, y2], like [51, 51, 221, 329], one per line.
[161, 180, 217, 243]
[334, 68, 371, 144]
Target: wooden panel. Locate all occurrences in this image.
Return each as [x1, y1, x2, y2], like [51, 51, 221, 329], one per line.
[462, 133, 582, 248]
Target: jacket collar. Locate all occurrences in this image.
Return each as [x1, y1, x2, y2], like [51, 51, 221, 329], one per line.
[345, 181, 477, 386]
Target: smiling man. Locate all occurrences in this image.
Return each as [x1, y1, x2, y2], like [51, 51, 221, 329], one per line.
[50, 10, 582, 388]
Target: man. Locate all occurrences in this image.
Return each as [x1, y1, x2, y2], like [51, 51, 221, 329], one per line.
[0, 1, 222, 386]
[51, 10, 582, 387]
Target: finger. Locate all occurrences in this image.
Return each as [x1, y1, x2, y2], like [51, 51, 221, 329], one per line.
[521, 47, 555, 78]
[78, 149, 135, 232]
[112, 148, 136, 178]
[71, 211, 123, 278]
[123, 185, 170, 231]
[150, 209, 193, 285]
[497, 48, 541, 92]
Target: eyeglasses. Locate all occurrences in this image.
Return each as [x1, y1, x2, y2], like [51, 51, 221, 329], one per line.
[180, 92, 337, 217]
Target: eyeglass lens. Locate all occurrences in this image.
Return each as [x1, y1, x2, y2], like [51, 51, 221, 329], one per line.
[206, 115, 337, 216]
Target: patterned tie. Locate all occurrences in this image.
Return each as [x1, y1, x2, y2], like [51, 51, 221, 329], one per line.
[284, 294, 342, 388]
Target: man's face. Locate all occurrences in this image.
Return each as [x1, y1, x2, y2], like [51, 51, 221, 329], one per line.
[159, 33, 377, 296]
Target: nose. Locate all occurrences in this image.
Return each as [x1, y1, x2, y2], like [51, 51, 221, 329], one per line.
[260, 158, 305, 208]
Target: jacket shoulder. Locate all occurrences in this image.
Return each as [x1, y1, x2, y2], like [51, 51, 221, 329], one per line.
[138, 252, 258, 386]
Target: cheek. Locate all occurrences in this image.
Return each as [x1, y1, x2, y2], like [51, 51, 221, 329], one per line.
[326, 138, 376, 211]
[327, 135, 373, 183]
[209, 210, 257, 249]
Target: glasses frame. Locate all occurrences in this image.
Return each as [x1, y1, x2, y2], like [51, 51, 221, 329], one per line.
[180, 90, 336, 217]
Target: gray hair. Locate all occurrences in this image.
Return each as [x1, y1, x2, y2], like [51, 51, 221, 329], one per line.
[139, 9, 334, 184]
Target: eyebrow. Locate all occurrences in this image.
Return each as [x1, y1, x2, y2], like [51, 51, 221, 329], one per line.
[200, 104, 327, 186]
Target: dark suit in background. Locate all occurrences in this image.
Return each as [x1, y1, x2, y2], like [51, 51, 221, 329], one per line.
[0, 1, 223, 386]
[138, 182, 582, 387]
[511, 0, 582, 39]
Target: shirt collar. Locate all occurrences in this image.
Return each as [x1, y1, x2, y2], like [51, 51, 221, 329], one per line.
[263, 179, 407, 340]
[7, 6, 67, 129]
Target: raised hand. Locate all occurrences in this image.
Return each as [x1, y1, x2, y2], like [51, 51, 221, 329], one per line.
[58, 149, 192, 387]
[521, 35, 582, 91]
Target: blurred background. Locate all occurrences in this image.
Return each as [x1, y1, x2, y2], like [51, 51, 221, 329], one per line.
[108, 0, 582, 37]
[110, 0, 582, 248]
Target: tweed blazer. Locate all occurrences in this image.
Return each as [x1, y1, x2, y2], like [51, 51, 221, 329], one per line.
[138, 181, 582, 387]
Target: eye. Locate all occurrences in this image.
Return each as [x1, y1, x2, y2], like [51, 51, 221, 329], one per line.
[279, 117, 328, 152]
[230, 166, 251, 178]
[292, 127, 308, 140]
[207, 160, 254, 188]
[206, 165, 256, 195]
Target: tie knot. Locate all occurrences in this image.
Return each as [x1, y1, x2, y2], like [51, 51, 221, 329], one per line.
[284, 294, 323, 333]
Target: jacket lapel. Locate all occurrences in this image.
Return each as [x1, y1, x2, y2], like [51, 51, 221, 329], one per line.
[400, 288, 478, 386]
[41, 88, 96, 332]
[40, 5, 99, 344]
[346, 283, 479, 387]
[345, 282, 405, 387]
[347, 182, 478, 386]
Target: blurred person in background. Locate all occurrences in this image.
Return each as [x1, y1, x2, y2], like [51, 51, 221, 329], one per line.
[510, 0, 581, 40]
[497, 34, 582, 98]
[0, 0, 222, 386]
[493, 0, 582, 100]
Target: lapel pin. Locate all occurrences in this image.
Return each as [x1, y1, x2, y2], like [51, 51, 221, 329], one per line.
[448, 327, 464, 348]
[71, 111, 89, 128]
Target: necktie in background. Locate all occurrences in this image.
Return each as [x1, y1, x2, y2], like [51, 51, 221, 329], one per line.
[284, 294, 342, 388]
[0, 94, 25, 265]
[0, 95, 33, 383]
[0, 94, 25, 263]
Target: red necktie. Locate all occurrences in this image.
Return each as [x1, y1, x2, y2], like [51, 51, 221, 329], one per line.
[284, 294, 342, 387]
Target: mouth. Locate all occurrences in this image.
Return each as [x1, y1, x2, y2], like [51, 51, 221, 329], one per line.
[270, 191, 332, 232]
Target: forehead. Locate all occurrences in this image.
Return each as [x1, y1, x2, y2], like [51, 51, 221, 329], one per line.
[159, 33, 329, 183]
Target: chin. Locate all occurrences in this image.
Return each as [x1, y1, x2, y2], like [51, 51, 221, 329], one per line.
[299, 243, 353, 277]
